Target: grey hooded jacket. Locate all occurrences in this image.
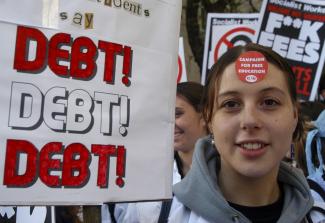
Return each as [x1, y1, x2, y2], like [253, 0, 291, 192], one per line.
[172, 137, 324, 223]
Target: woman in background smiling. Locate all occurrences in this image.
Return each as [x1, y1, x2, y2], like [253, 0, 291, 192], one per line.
[102, 82, 208, 223]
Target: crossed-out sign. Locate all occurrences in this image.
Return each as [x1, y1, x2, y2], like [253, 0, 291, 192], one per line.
[214, 27, 255, 61]
[177, 37, 187, 83]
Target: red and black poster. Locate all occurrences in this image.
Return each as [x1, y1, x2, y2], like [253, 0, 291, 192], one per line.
[255, 0, 325, 101]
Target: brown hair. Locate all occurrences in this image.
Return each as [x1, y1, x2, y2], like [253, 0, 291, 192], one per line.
[202, 43, 303, 141]
[177, 81, 204, 112]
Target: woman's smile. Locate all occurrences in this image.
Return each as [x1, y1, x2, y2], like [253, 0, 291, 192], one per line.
[235, 140, 269, 158]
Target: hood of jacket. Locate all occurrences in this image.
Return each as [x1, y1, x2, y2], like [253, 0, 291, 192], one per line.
[173, 137, 314, 223]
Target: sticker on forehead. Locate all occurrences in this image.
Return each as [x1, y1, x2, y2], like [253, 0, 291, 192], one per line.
[235, 51, 268, 83]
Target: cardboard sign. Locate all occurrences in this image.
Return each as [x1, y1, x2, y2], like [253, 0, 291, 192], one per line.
[201, 13, 259, 84]
[0, 0, 181, 205]
[255, 0, 325, 101]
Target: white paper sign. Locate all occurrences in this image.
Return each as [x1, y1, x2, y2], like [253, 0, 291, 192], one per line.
[0, 0, 181, 205]
[0, 0, 58, 28]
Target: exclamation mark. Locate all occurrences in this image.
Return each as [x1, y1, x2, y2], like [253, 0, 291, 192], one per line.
[116, 146, 126, 187]
[122, 46, 132, 86]
[119, 95, 129, 137]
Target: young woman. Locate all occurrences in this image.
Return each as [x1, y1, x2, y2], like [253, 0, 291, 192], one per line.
[174, 82, 208, 177]
[102, 82, 208, 223]
[170, 43, 325, 223]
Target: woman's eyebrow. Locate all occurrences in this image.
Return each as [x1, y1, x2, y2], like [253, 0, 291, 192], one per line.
[218, 87, 286, 96]
[260, 87, 286, 96]
[217, 91, 239, 99]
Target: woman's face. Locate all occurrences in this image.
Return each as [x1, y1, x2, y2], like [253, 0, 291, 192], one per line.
[210, 62, 298, 178]
[174, 95, 206, 153]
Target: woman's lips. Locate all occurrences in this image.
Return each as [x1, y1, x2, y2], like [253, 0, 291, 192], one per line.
[236, 141, 269, 159]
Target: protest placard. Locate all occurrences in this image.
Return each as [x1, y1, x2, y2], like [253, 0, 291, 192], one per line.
[0, 0, 181, 205]
[178, 37, 187, 83]
[201, 13, 259, 84]
[0, 206, 53, 223]
[255, 0, 325, 101]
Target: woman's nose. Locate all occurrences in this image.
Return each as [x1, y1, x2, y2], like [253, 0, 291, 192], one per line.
[239, 104, 262, 130]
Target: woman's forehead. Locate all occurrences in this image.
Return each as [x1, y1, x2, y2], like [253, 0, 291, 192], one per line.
[176, 95, 192, 107]
[216, 62, 290, 96]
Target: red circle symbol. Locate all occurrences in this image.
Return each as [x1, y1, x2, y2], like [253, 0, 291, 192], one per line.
[214, 27, 255, 62]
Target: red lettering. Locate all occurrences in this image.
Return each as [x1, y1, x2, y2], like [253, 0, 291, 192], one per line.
[98, 41, 123, 84]
[13, 26, 47, 72]
[4, 139, 38, 187]
[91, 145, 116, 188]
[3, 139, 126, 188]
[70, 37, 98, 79]
[48, 33, 71, 77]
[122, 46, 132, 86]
[62, 143, 91, 187]
[13, 26, 133, 85]
[292, 66, 311, 96]
[39, 142, 63, 187]
[116, 146, 126, 187]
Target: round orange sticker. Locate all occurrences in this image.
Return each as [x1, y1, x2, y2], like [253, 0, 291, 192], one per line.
[235, 51, 268, 83]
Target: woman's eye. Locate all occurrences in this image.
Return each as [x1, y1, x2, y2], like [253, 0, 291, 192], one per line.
[175, 111, 183, 118]
[262, 99, 279, 107]
[221, 100, 240, 110]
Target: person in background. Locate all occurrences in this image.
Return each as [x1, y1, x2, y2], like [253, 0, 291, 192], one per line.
[170, 43, 325, 223]
[299, 101, 325, 122]
[102, 81, 208, 223]
[292, 101, 325, 176]
[55, 206, 83, 223]
[174, 82, 208, 178]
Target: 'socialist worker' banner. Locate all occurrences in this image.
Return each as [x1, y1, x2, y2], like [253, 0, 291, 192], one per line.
[255, 0, 325, 101]
[0, 0, 181, 205]
[201, 13, 259, 84]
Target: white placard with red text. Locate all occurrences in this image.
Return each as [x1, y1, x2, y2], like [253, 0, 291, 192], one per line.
[0, 0, 181, 205]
